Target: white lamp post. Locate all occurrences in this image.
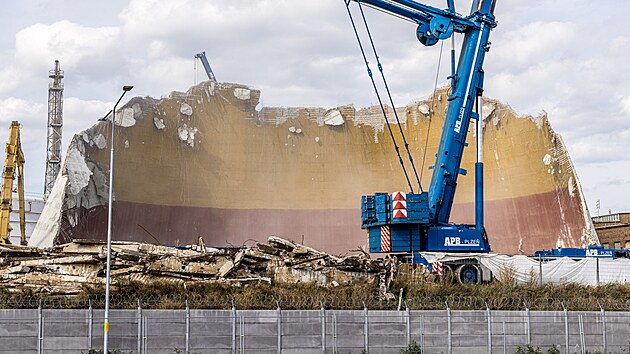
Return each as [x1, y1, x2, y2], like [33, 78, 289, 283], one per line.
[101, 85, 133, 353]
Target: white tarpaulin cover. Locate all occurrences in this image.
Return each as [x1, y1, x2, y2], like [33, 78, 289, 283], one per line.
[421, 253, 630, 285]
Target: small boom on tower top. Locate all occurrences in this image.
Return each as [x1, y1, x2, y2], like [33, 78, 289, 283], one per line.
[194, 51, 218, 83]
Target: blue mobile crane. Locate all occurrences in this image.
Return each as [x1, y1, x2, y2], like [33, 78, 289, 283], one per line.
[194, 51, 218, 83]
[345, 0, 497, 282]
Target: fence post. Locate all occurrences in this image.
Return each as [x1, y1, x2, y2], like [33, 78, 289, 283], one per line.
[599, 305, 607, 353]
[240, 315, 245, 354]
[137, 300, 142, 354]
[364, 305, 369, 352]
[420, 314, 425, 353]
[276, 305, 282, 354]
[578, 315, 586, 354]
[596, 257, 600, 285]
[185, 300, 190, 354]
[446, 302, 452, 354]
[88, 300, 93, 350]
[487, 306, 492, 354]
[564, 304, 569, 354]
[502, 320, 506, 354]
[142, 315, 148, 354]
[333, 313, 338, 354]
[37, 300, 43, 354]
[526, 306, 531, 345]
[231, 305, 237, 354]
[539, 255, 543, 286]
[320, 305, 326, 352]
[405, 305, 411, 347]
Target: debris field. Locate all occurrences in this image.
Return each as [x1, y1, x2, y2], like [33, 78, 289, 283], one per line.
[0, 236, 393, 295]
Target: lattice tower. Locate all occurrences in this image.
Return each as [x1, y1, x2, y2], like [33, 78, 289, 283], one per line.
[44, 60, 64, 197]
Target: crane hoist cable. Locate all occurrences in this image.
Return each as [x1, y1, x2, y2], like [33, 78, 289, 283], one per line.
[420, 40, 445, 180]
[355, 0, 423, 193]
[194, 57, 198, 86]
[343, 0, 415, 193]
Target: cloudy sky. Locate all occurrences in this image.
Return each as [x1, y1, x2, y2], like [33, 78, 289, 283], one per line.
[0, 0, 628, 215]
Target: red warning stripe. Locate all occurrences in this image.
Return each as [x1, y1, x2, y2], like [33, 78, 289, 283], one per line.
[392, 191, 406, 201]
[380, 226, 391, 252]
[393, 200, 407, 210]
[393, 209, 407, 218]
[431, 262, 443, 275]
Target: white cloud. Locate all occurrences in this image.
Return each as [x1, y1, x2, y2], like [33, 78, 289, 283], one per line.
[147, 40, 170, 60]
[0, 0, 628, 212]
[0, 66, 24, 96]
[133, 58, 195, 96]
[63, 97, 113, 142]
[15, 21, 119, 71]
[621, 96, 630, 116]
[492, 21, 578, 71]
[0, 97, 47, 141]
[578, 160, 630, 214]
[0, 98, 47, 194]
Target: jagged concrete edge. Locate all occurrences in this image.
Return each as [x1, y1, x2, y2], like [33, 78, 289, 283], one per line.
[555, 134, 599, 246]
[29, 168, 67, 248]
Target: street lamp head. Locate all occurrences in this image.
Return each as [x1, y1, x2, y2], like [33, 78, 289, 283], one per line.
[122, 85, 133, 92]
[98, 110, 113, 122]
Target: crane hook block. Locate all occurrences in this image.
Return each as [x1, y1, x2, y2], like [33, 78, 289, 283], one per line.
[417, 15, 453, 47]
[429, 15, 453, 40]
[416, 22, 439, 46]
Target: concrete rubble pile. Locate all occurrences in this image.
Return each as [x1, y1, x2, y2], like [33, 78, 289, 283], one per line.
[0, 236, 393, 295]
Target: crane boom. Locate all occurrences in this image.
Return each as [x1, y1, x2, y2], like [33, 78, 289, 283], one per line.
[194, 51, 218, 83]
[0, 121, 26, 245]
[427, 1, 495, 224]
[354, 0, 497, 272]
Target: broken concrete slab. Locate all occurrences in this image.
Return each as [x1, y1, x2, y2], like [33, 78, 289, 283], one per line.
[2, 235, 392, 296]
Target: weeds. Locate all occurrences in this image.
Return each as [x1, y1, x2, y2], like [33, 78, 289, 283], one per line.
[5, 271, 630, 310]
[399, 340, 422, 353]
[515, 345, 543, 354]
[514, 344, 604, 354]
[547, 345, 561, 354]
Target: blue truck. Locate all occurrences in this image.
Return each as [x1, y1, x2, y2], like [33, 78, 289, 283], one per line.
[534, 245, 630, 259]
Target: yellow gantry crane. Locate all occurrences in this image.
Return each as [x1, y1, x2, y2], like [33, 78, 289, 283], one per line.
[0, 121, 25, 245]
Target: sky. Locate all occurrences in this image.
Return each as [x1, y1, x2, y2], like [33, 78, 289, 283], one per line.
[0, 0, 628, 215]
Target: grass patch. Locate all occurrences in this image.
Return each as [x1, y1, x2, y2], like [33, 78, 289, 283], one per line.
[3, 271, 630, 310]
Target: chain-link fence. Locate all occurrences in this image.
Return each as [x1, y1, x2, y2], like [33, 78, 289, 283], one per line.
[1, 306, 630, 353]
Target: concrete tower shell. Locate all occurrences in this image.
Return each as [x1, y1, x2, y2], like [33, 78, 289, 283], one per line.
[30, 82, 596, 255]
